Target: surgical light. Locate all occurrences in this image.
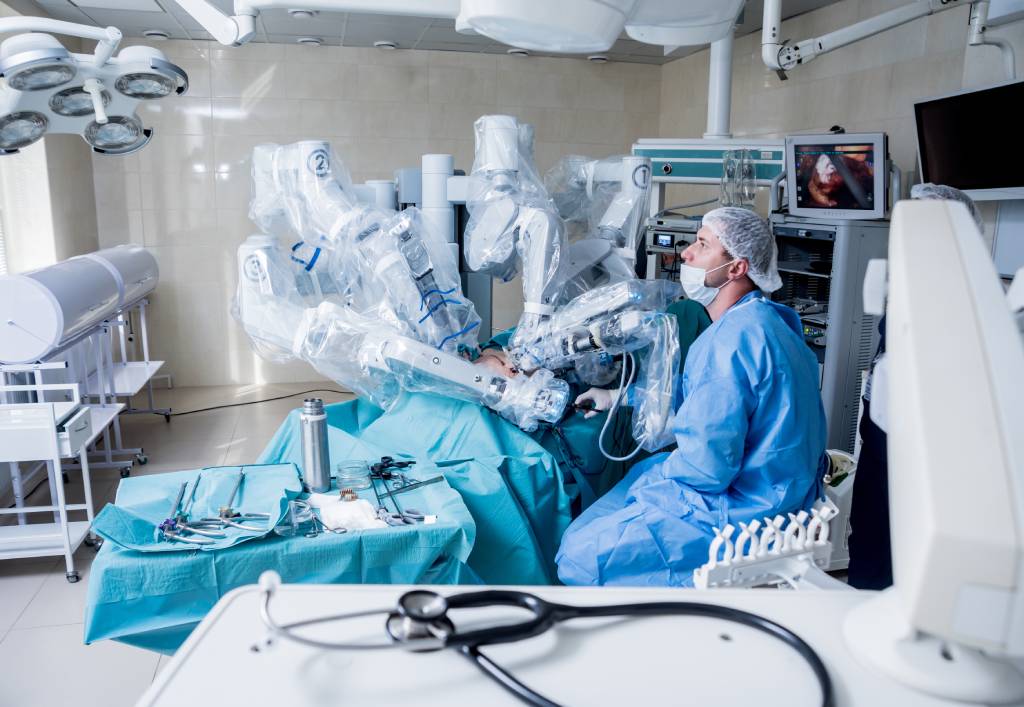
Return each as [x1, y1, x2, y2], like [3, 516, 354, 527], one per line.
[0, 111, 47, 152]
[0, 33, 76, 91]
[50, 85, 110, 117]
[113, 46, 185, 99]
[0, 17, 188, 157]
[84, 115, 151, 154]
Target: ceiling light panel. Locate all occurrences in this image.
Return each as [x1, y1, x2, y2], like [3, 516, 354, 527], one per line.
[74, 0, 163, 12]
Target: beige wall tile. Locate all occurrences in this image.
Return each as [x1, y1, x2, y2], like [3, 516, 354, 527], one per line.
[427, 103, 496, 140]
[140, 170, 216, 212]
[211, 60, 290, 100]
[428, 65, 498, 105]
[138, 97, 213, 136]
[137, 134, 215, 174]
[142, 208, 221, 247]
[355, 64, 429, 102]
[296, 100, 363, 137]
[283, 62, 358, 100]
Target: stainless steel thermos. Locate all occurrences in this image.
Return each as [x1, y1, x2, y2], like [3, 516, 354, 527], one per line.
[299, 398, 331, 493]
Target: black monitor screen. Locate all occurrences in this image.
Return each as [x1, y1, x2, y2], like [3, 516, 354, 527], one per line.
[793, 144, 877, 210]
[916, 81, 1024, 191]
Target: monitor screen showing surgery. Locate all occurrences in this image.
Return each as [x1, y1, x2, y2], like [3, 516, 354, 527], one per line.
[793, 143, 876, 211]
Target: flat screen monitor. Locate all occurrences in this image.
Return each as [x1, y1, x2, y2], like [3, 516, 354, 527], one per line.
[915, 80, 1024, 198]
[786, 133, 887, 220]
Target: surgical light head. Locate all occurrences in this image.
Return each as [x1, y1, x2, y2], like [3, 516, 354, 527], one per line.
[0, 20, 188, 156]
[702, 206, 782, 293]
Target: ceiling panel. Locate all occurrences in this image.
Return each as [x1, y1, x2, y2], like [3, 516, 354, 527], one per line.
[416, 40, 492, 53]
[33, 0, 96, 23]
[345, 12, 439, 28]
[258, 10, 347, 36]
[75, 0, 162, 11]
[265, 33, 341, 45]
[417, 25, 493, 45]
[23, 0, 841, 65]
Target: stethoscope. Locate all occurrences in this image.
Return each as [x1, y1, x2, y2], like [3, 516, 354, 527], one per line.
[254, 571, 834, 707]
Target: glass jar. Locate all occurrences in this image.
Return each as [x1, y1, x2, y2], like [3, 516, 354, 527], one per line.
[336, 460, 371, 491]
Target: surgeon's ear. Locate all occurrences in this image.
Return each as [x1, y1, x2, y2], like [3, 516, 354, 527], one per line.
[730, 259, 750, 280]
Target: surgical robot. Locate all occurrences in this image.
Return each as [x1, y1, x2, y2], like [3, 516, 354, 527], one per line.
[234, 141, 570, 433]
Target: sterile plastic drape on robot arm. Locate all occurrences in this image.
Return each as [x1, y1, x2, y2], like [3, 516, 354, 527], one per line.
[628, 311, 681, 452]
[465, 115, 567, 345]
[232, 234, 318, 363]
[353, 208, 481, 352]
[234, 251, 567, 432]
[295, 302, 568, 432]
[250, 141, 481, 353]
[250, 141, 363, 251]
[544, 154, 652, 255]
[293, 301, 402, 408]
[543, 154, 654, 304]
[508, 279, 683, 373]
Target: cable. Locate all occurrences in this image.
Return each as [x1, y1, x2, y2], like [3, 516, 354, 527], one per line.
[598, 352, 645, 462]
[166, 389, 348, 417]
[655, 198, 718, 218]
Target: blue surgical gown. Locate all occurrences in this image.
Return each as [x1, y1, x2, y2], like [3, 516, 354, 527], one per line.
[556, 290, 827, 586]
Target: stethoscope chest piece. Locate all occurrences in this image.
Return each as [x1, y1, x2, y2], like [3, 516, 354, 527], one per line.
[386, 590, 454, 651]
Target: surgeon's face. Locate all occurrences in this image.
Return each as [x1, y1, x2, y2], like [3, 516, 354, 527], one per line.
[682, 226, 734, 288]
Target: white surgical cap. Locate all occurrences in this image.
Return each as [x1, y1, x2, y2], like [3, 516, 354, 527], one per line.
[910, 183, 983, 231]
[702, 207, 782, 293]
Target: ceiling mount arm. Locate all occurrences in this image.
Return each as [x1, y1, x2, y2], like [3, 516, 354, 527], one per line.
[170, 0, 256, 46]
[762, 0, 971, 76]
[0, 17, 122, 63]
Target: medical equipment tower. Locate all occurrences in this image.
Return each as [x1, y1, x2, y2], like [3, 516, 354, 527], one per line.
[769, 213, 888, 452]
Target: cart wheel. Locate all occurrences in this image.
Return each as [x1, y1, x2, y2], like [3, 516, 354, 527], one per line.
[164, 413, 171, 423]
[62, 472, 69, 484]
[120, 467, 132, 478]
[136, 454, 148, 465]
[84, 536, 103, 549]
[66, 571, 80, 583]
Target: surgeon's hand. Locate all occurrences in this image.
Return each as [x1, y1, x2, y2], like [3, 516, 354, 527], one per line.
[574, 388, 614, 419]
[474, 349, 519, 378]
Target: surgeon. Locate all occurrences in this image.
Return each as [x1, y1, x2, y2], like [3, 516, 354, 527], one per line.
[556, 207, 827, 586]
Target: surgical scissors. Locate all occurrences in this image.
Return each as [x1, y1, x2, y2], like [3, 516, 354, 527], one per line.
[255, 572, 834, 707]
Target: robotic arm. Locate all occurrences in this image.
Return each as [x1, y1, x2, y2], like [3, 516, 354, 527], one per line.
[234, 235, 568, 432]
[544, 154, 653, 304]
[465, 115, 567, 347]
[250, 141, 480, 353]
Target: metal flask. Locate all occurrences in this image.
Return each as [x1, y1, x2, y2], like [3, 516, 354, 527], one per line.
[299, 398, 331, 493]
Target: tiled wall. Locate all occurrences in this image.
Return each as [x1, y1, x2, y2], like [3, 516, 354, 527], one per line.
[0, 134, 98, 273]
[94, 40, 661, 386]
[658, 0, 1024, 229]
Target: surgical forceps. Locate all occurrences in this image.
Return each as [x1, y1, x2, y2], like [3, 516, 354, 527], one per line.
[159, 480, 218, 545]
[203, 471, 271, 531]
[368, 463, 425, 526]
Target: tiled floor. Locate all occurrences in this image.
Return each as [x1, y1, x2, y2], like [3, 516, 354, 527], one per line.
[0, 383, 351, 707]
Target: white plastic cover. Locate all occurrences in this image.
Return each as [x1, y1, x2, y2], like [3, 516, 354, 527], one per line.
[466, 115, 567, 347]
[233, 236, 569, 432]
[544, 154, 653, 303]
[249, 141, 480, 353]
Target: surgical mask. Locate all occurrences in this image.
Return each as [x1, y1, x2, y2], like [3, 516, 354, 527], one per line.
[679, 260, 735, 307]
